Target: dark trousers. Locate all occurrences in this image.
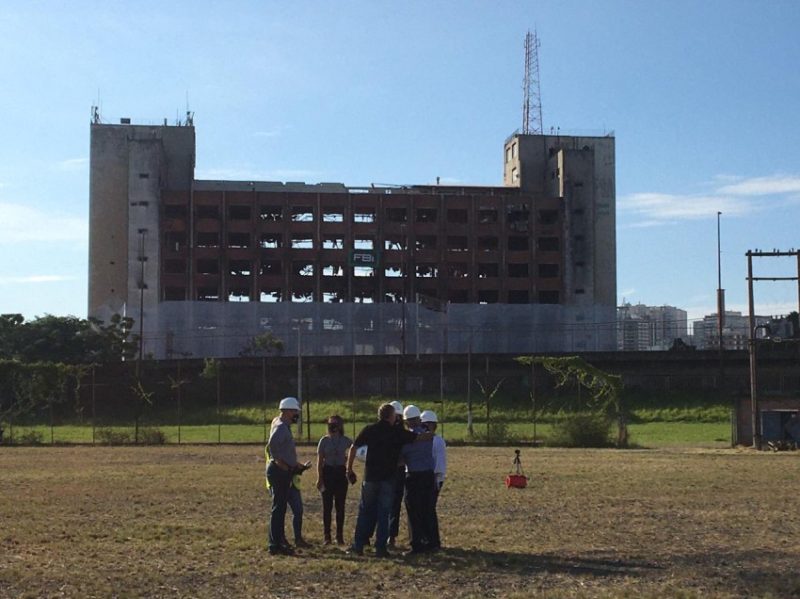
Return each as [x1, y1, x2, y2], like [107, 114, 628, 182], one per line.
[389, 466, 405, 539]
[287, 485, 303, 541]
[430, 481, 442, 549]
[404, 470, 436, 552]
[321, 465, 348, 540]
[266, 462, 290, 551]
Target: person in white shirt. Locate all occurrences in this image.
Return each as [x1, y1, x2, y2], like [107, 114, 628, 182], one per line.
[421, 410, 446, 551]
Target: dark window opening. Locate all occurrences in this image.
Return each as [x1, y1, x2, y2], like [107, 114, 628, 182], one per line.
[506, 204, 530, 232]
[539, 290, 560, 304]
[291, 206, 314, 222]
[537, 237, 559, 251]
[575, 289, 585, 294]
[538, 263, 560, 278]
[164, 205, 187, 219]
[260, 260, 282, 275]
[260, 234, 282, 249]
[448, 289, 469, 303]
[260, 205, 283, 222]
[139, 172, 150, 179]
[573, 208, 584, 216]
[196, 205, 220, 219]
[447, 236, 469, 252]
[163, 287, 185, 301]
[508, 290, 529, 304]
[416, 264, 438, 278]
[447, 263, 469, 278]
[447, 209, 468, 223]
[478, 236, 498, 251]
[416, 208, 437, 223]
[228, 232, 250, 248]
[323, 291, 345, 303]
[229, 260, 252, 276]
[386, 208, 407, 222]
[477, 263, 499, 278]
[229, 205, 252, 220]
[538, 209, 558, 225]
[197, 286, 219, 301]
[383, 291, 403, 303]
[508, 236, 528, 251]
[574, 235, 585, 242]
[384, 236, 406, 251]
[508, 263, 529, 277]
[294, 262, 314, 277]
[196, 259, 219, 275]
[415, 236, 437, 250]
[478, 290, 499, 304]
[163, 259, 186, 274]
[164, 232, 186, 251]
[478, 209, 498, 224]
[196, 232, 219, 248]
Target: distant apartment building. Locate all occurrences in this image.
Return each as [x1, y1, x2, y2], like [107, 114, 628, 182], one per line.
[692, 311, 770, 350]
[617, 303, 688, 351]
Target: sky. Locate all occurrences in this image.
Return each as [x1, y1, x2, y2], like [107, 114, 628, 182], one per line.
[1, 0, 799, 328]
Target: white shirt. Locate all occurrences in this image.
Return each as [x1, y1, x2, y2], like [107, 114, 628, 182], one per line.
[432, 434, 447, 485]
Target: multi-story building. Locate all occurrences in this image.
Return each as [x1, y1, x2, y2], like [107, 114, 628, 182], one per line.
[692, 311, 770, 350]
[616, 303, 688, 351]
[89, 118, 616, 357]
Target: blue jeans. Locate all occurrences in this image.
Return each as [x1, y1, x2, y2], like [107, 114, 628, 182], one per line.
[266, 462, 290, 551]
[352, 479, 395, 551]
[287, 485, 303, 540]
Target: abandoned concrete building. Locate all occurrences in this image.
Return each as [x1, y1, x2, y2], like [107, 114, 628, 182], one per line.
[88, 118, 616, 358]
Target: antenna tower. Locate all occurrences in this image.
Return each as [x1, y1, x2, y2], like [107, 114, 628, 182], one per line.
[522, 29, 543, 134]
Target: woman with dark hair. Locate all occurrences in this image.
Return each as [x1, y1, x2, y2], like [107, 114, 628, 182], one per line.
[316, 415, 353, 544]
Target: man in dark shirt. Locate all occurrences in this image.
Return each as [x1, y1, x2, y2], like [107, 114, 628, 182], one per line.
[346, 403, 430, 557]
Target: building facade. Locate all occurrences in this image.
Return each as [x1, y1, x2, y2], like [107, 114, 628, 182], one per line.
[616, 303, 688, 351]
[692, 311, 770, 350]
[89, 119, 616, 358]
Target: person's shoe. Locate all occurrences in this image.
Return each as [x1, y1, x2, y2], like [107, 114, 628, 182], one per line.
[323, 537, 332, 546]
[402, 548, 425, 557]
[269, 545, 295, 556]
[336, 536, 345, 546]
[374, 547, 390, 558]
[294, 537, 312, 549]
[345, 545, 363, 556]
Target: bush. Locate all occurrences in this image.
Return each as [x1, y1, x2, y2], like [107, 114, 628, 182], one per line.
[96, 428, 131, 445]
[138, 428, 166, 445]
[548, 413, 612, 448]
[17, 430, 45, 445]
[473, 421, 520, 445]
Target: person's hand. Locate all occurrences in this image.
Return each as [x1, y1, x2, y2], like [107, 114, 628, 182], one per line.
[316, 479, 324, 492]
[347, 470, 357, 485]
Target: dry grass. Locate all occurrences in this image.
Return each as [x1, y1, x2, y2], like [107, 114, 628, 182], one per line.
[1, 446, 799, 598]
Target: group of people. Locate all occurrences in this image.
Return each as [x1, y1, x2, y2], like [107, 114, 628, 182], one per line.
[265, 397, 447, 558]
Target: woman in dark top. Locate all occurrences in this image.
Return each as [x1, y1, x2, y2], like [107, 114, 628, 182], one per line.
[316, 415, 353, 544]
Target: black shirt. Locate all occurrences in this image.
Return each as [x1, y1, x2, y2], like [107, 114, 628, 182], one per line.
[354, 419, 417, 482]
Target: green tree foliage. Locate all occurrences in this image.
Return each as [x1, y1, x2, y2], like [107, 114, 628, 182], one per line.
[239, 331, 284, 357]
[0, 313, 136, 364]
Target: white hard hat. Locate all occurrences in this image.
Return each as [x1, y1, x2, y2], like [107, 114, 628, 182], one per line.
[279, 396, 300, 411]
[390, 400, 403, 414]
[420, 410, 438, 423]
[403, 404, 421, 420]
[355, 445, 368, 462]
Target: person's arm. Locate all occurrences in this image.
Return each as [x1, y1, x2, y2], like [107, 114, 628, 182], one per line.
[316, 439, 326, 491]
[346, 444, 357, 484]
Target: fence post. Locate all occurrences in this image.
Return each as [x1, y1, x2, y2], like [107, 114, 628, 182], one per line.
[91, 365, 96, 446]
[262, 357, 268, 444]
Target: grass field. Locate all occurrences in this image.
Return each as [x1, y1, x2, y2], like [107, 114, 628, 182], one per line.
[1, 446, 798, 598]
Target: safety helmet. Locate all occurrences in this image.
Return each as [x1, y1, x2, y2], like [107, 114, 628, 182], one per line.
[390, 400, 403, 414]
[279, 396, 301, 411]
[403, 404, 421, 420]
[420, 410, 438, 423]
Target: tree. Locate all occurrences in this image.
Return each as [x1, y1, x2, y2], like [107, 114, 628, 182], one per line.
[239, 331, 284, 357]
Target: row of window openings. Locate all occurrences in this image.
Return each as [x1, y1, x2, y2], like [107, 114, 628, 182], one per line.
[174, 259, 560, 279]
[167, 204, 557, 225]
[186, 232, 563, 252]
[171, 287, 560, 305]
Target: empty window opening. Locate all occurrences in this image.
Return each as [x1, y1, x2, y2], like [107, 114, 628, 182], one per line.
[164, 205, 187, 219]
[323, 317, 345, 328]
[415, 236, 437, 251]
[538, 263, 560, 278]
[508, 290, 529, 304]
[323, 264, 345, 277]
[322, 236, 344, 250]
[260, 289, 281, 302]
[260, 260, 282, 276]
[511, 167, 519, 183]
[291, 291, 313, 303]
[416, 264, 438, 278]
[385, 266, 404, 278]
[196, 259, 219, 275]
[196, 205, 220, 220]
[163, 259, 186, 274]
[196, 232, 219, 248]
[354, 293, 374, 304]
[229, 205, 251, 220]
[508, 263, 529, 277]
[506, 205, 530, 231]
[323, 292, 345, 304]
[508, 236, 528, 251]
[197, 286, 219, 301]
[354, 237, 374, 250]
[448, 289, 469, 303]
[291, 236, 313, 249]
[511, 143, 517, 158]
[353, 209, 375, 223]
[447, 236, 469, 252]
[228, 260, 252, 276]
[228, 232, 250, 249]
[478, 209, 498, 224]
[478, 290, 499, 304]
[384, 236, 406, 251]
[291, 206, 314, 222]
[539, 290, 560, 304]
[291, 317, 314, 330]
[477, 263, 499, 278]
[164, 232, 186, 251]
[163, 287, 185, 301]
[537, 237, 559, 252]
[386, 207, 407, 222]
[416, 208, 437, 223]
[294, 262, 314, 277]
[260, 234, 283, 249]
[447, 209, 468, 224]
[354, 266, 374, 278]
[383, 291, 403, 303]
[538, 209, 558, 225]
[260, 205, 283, 222]
[505, 146, 511, 163]
[322, 208, 344, 222]
[228, 289, 250, 302]
[478, 236, 498, 251]
[447, 263, 469, 278]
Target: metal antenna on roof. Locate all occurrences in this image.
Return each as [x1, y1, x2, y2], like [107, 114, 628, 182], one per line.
[522, 29, 543, 135]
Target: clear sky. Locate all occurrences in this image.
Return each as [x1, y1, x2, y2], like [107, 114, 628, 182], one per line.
[1, 1, 799, 328]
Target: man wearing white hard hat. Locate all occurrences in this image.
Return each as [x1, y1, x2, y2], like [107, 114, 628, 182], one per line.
[421, 409, 446, 551]
[400, 404, 436, 554]
[266, 397, 310, 555]
[387, 400, 406, 547]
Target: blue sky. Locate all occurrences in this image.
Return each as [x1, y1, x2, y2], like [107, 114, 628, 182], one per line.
[1, 1, 799, 326]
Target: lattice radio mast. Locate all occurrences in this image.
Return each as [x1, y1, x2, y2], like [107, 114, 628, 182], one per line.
[522, 29, 543, 135]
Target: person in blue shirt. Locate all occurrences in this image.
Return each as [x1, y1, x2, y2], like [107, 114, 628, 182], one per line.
[400, 404, 437, 554]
